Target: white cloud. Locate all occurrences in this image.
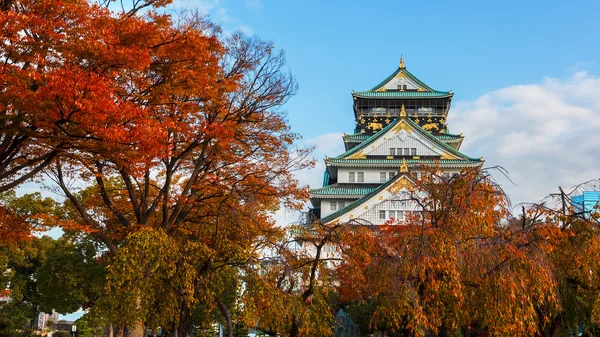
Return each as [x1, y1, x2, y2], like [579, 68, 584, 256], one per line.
[450, 71, 600, 207]
[170, 0, 253, 35]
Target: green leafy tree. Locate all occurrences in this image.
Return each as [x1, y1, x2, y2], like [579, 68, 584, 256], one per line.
[37, 237, 106, 314]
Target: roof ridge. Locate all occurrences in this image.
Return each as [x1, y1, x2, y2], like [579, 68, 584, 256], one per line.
[364, 67, 443, 93]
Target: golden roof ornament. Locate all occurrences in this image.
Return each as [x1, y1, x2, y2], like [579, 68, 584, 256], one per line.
[399, 55, 405, 69]
[400, 158, 409, 173]
[400, 104, 407, 117]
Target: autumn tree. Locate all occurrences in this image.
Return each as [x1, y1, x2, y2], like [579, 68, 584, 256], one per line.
[336, 168, 567, 336]
[0, 0, 180, 193]
[18, 3, 313, 334]
[242, 218, 341, 337]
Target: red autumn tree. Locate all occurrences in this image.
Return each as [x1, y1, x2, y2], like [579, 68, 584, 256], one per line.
[19, 4, 313, 335]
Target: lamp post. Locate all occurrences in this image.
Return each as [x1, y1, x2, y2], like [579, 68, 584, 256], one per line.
[71, 325, 76, 337]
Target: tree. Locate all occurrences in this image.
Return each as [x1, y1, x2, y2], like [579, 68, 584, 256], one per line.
[37, 236, 106, 315]
[337, 168, 564, 336]
[0, 0, 177, 193]
[38, 12, 311, 336]
[3, 236, 55, 332]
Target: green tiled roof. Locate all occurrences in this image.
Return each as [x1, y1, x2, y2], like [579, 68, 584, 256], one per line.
[353, 91, 452, 98]
[352, 67, 452, 99]
[332, 117, 479, 162]
[436, 133, 463, 140]
[343, 133, 370, 142]
[310, 184, 378, 197]
[326, 158, 482, 167]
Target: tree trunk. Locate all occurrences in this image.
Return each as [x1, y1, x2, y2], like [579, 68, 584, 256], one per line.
[128, 320, 145, 337]
[218, 301, 233, 337]
[169, 322, 178, 337]
[289, 318, 300, 337]
[116, 324, 125, 337]
[30, 307, 38, 331]
[108, 324, 114, 337]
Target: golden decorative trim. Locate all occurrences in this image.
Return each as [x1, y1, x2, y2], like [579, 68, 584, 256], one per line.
[386, 156, 394, 160]
[364, 206, 369, 209]
[360, 129, 365, 133]
[379, 196, 384, 200]
[346, 151, 366, 160]
[389, 176, 414, 193]
[400, 158, 409, 173]
[440, 152, 458, 160]
[395, 72, 407, 80]
[417, 87, 428, 92]
[385, 118, 390, 124]
[412, 156, 420, 159]
[400, 104, 407, 117]
[349, 214, 354, 219]
[422, 123, 439, 131]
[367, 122, 383, 131]
[414, 118, 420, 124]
[392, 121, 411, 133]
[399, 55, 405, 69]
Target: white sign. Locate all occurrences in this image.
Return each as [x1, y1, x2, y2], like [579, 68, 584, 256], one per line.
[72, 325, 77, 332]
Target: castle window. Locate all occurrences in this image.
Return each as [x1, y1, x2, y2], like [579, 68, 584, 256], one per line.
[380, 172, 387, 183]
[330, 201, 337, 211]
[389, 210, 396, 219]
[338, 200, 346, 209]
[390, 148, 396, 156]
[379, 210, 386, 220]
[389, 172, 396, 180]
[404, 148, 410, 156]
[357, 172, 364, 182]
[411, 148, 417, 156]
[349, 172, 355, 182]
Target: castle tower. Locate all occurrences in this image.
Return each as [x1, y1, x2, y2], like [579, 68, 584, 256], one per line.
[309, 58, 483, 225]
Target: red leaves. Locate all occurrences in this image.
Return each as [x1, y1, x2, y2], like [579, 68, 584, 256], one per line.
[0, 204, 31, 245]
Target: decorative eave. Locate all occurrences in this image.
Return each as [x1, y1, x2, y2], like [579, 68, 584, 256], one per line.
[325, 158, 483, 169]
[310, 184, 379, 198]
[352, 91, 453, 99]
[343, 133, 370, 143]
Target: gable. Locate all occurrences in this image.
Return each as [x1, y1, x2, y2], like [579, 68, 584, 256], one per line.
[323, 175, 420, 225]
[376, 70, 429, 92]
[366, 129, 444, 157]
[341, 119, 461, 160]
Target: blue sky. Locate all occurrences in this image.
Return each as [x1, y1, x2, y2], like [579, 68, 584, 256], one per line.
[185, 0, 600, 206]
[53, 0, 600, 320]
[190, 0, 600, 139]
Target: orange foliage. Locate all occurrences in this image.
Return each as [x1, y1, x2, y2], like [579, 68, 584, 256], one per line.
[337, 168, 569, 336]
